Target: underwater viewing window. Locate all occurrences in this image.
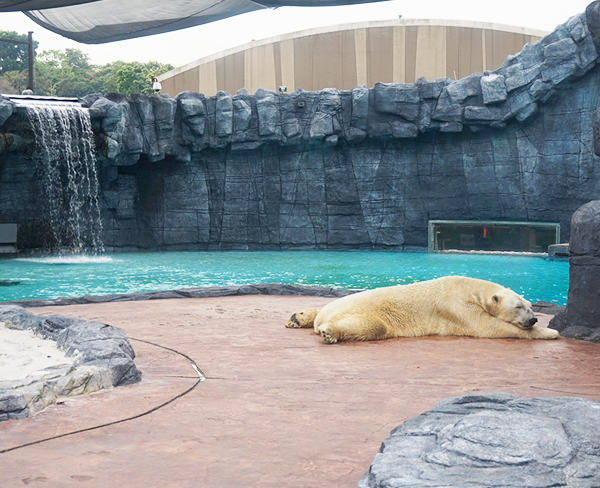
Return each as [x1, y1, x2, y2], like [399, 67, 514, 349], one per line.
[428, 220, 560, 253]
[0, 223, 17, 254]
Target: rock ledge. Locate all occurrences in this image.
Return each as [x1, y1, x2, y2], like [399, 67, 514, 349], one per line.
[3, 283, 361, 308]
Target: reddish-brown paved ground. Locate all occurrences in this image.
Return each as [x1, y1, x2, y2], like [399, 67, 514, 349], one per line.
[1, 295, 600, 488]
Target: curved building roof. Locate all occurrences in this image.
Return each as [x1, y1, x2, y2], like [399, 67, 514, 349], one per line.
[158, 19, 548, 97]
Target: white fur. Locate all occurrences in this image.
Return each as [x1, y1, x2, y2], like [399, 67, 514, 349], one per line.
[286, 276, 559, 344]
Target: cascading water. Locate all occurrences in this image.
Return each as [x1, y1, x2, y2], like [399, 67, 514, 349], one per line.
[24, 102, 104, 253]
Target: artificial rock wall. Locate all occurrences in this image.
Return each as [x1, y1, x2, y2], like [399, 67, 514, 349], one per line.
[2, 5, 600, 251]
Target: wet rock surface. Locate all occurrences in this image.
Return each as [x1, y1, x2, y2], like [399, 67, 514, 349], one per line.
[359, 393, 600, 488]
[0, 305, 141, 421]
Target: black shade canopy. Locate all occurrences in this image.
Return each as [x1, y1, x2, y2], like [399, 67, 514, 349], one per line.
[0, 0, 388, 44]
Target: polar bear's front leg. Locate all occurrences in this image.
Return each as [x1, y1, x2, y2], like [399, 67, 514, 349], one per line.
[528, 324, 560, 339]
[474, 314, 561, 339]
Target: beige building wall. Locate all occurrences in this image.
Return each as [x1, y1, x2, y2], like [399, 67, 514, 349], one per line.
[158, 19, 547, 97]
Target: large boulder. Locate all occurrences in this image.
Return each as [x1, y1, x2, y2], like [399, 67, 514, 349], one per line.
[549, 200, 600, 339]
[359, 393, 600, 487]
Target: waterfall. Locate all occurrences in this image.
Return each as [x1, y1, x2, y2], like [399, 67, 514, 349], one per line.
[25, 103, 104, 253]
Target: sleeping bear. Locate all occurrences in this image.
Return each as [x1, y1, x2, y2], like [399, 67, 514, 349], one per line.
[285, 276, 560, 343]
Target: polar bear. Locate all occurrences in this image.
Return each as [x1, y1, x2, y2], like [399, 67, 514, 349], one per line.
[285, 276, 559, 343]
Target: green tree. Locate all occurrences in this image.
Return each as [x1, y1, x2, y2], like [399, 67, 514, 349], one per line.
[34, 50, 69, 96]
[0, 76, 15, 93]
[1, 37, 173, 97]
[0, 69, 28, 93]
[103, 61, 172, 97]
[0, 31, 38, 77]
[58, 48, 104, 96]
[34, 48, 107, 97]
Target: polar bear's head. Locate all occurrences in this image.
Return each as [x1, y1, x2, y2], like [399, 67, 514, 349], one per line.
[285, 308, 319, 328]
[488, 288, 538, 329]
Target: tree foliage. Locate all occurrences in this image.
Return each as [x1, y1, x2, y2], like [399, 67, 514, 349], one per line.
[103, 61, 173, 97]
[0, 69, 28, 94]
[35, 49, 104, 97]
[0, 34, 173, 98]
[0, 31, 38, 77]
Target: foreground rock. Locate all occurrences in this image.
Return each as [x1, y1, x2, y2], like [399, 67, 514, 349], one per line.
[359, 393, 600, 487]
[0, 305, 141, 421]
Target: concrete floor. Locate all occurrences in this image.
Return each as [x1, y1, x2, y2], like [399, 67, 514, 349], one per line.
[1, 295, 600, 487]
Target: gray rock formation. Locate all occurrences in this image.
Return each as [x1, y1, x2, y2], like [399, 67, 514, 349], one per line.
[532, 301, 566, 316]
[77, 7, 598, 165]
[0, 97, 15, 128]
[0, 305, 141, 421]
[2, 6, 600, 251]
[2, 283, 361, 308]
[359, 393, 600, 488]
[549, 200, 600, 340]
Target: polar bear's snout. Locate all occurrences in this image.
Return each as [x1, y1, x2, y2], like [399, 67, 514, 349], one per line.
[514, 313, 538, 329]
[286, 313, 301, 328]
[285, 308, 319, 329]
[519, 316, 538, 329]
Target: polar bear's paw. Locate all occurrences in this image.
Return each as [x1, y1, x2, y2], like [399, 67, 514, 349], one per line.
[532, 325, 560, 339]
[318, 325, 338, 344]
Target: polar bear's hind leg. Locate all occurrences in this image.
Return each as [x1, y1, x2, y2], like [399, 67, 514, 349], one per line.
[316, 322, 338, 344]
[317, 315, 390, 344]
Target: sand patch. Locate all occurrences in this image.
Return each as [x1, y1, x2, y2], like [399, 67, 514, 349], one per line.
[0, 321, 74, 382]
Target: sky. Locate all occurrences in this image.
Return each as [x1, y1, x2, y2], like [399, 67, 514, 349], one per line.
[0, 0, 595, 69]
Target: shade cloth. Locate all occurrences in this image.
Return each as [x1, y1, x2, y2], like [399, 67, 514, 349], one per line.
[0, 0, 98, 9]
[0, 0, 388, 44]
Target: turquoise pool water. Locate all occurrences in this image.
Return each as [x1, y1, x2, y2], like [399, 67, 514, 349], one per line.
[0, 251, 568, 305]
